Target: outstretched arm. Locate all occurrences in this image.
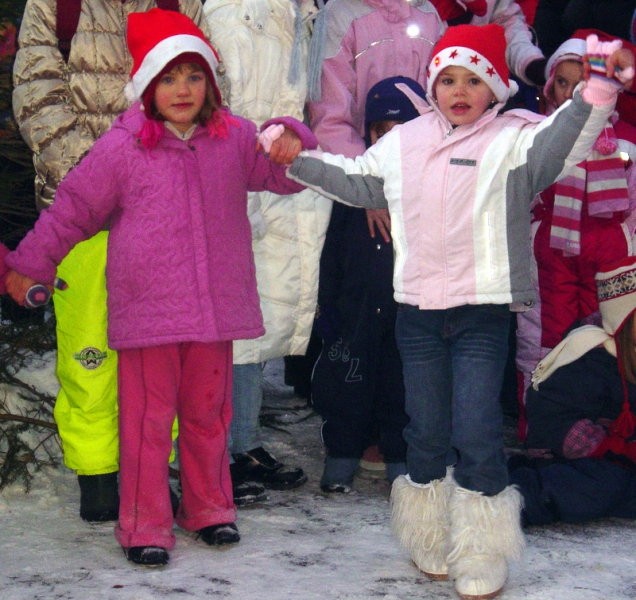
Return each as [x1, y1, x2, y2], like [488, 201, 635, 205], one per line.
[288, 152, 387, 210]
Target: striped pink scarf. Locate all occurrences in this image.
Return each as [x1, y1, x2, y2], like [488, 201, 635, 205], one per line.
[549, 123, 629, 255]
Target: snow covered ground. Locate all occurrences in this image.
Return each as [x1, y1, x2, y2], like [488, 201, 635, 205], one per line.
[1, 357, 635, 600]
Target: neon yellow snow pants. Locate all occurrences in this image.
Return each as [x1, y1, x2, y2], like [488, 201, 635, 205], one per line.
[52, 232, 119, 475]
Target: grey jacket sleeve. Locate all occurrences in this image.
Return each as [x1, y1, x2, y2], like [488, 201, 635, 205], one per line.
[287, 155, 387, 209]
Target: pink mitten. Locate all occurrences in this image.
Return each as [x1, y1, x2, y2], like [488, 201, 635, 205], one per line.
[257, 124, 285, 154]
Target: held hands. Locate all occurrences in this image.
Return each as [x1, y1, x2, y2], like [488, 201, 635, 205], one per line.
[584, 34, 635, 89]
[257, 124, 303, 165]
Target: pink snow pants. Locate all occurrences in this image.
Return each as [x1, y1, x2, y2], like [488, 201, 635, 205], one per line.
[114, 341, 236, 550]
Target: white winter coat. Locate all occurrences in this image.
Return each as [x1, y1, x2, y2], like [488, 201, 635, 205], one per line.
[204, 0, 331, 363]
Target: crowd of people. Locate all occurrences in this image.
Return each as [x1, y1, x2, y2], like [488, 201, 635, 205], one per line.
[0, 1, 634, 599]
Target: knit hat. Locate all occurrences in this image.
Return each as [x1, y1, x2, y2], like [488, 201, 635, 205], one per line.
[426, 23, 519, 103]
[364, 76, 426, 143]
[125, 8, 221, 107]
[543, 37, 586, 110]
[596, 258, 636, 335]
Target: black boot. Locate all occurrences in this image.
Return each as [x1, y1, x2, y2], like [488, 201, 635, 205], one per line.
[78, 472, 119, 522]
[124, 546, 169, 566]
[232, 447, 307, 490]
[197, 522, 240, 546]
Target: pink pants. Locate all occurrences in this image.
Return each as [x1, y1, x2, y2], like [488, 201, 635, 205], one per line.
[114, 341, 236, 550]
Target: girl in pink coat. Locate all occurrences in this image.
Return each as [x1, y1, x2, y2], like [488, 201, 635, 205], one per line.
[5, 9, 315, 567]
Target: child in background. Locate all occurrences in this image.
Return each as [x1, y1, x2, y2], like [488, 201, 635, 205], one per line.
[515, 33, 636, 441]
[510, 257, 636, 526]
[5, 9, 315, 567]
[12, 0, 211, 524]
[312, 76, 426, 494]
[287, 23, 634, 599]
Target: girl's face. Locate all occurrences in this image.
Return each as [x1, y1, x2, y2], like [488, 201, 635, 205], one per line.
[153, 62, 207, 132]
[433, 66, 495, 126]
[552, 59, 583, 108]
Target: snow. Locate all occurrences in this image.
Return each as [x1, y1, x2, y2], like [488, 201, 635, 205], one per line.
[1, 358, 635, 600]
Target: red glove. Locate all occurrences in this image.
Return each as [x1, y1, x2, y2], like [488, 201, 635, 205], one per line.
[5, 270, 38, 306]
[591, 435, 636, 463]
[430, 0, 487, 20]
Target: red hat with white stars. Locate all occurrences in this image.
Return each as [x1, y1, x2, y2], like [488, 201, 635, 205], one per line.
[427, 23, 519, 103]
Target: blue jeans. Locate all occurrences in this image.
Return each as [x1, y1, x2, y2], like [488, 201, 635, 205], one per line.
[230, 363, 263, 455]
[396, 304, 510, 496]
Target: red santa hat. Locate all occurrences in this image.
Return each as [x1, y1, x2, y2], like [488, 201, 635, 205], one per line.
[124, 8, 221, 107]
[426, 23, 519, 103]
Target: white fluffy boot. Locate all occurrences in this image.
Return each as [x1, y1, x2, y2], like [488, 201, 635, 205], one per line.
[390, 473, 453, 580]
[447, 485, 525, 599]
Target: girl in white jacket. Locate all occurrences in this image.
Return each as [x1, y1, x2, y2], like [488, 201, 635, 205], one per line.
[286, 23, 635, 600]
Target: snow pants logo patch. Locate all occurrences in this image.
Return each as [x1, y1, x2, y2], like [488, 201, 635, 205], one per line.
[73, 347, 108, 370]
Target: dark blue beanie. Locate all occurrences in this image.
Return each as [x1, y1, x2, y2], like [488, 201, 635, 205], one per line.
[364, 76, 426, 144]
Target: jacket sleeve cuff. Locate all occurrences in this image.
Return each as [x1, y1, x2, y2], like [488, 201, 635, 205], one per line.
[261, 116, 318, 150]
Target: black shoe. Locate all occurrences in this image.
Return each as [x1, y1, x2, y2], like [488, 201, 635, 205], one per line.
[124, 546, 169, 566]
[78, 473, 119, 522]
[320, 483, 353, 494]
[232, 478, 268, 507]
[232, 447, 307, 491]
[197, 522, 240, 546]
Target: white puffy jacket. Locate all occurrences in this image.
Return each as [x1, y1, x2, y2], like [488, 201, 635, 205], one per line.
[204, 0, 331, 363]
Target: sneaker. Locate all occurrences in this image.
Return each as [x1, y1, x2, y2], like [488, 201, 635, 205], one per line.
[232, 480, 268, 507]
[320, 483, 353, 494]
[198, 522, 240, 546]
[232, 447, 307, 490]
[124, 546, 169, 566]
[78, 473, 119, 522]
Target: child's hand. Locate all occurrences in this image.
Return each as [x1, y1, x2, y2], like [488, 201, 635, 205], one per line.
[257, 124, 302, 165]
[605, 48, 635, 88]
[366, 209, 392, 243]
[584, 34, 635, 88]
[5, 270, 38, 306]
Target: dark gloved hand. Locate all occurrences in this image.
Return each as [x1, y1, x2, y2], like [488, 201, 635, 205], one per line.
[525, 58, 547, 87]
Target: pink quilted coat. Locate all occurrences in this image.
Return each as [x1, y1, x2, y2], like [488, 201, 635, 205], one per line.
[6, 105, 312, 349]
